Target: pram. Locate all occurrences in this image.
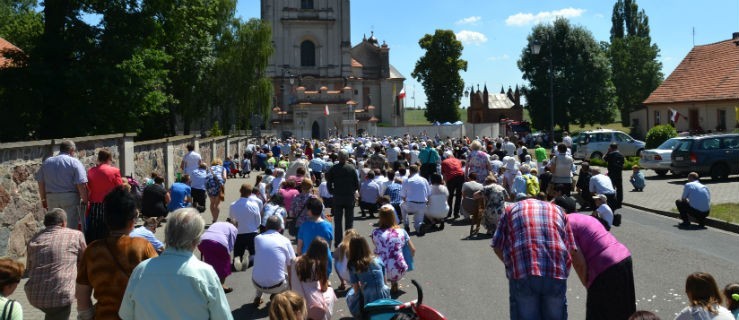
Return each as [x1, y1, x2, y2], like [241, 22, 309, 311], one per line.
[361, 280, 447, 320]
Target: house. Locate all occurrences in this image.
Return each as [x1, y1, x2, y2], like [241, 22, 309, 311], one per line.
[467, 85, 523, 124]
[0, 37, 22, 67]
[631, 33, 739, 136]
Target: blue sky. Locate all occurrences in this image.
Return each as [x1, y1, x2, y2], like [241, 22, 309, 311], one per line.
[238, 1, 739, 108]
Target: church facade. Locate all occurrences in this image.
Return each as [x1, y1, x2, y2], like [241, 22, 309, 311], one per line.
[262, 0, 405, 139]
[467, 85, 523, 124]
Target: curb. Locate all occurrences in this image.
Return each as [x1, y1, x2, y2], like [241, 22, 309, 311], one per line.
[623, 202, 739, 234]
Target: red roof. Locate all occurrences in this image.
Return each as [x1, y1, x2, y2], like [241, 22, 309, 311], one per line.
[644, 38, 739, 105]
[351, 58, 363, 68]
[0, 37, 21, 67]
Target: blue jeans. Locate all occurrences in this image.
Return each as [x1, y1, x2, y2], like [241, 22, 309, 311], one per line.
[509, 276, 568, 320]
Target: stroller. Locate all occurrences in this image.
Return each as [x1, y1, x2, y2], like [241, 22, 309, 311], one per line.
[361, 280, 447, 320]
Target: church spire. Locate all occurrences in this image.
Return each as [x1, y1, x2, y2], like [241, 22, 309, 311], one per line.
[500, 86, 505, 94]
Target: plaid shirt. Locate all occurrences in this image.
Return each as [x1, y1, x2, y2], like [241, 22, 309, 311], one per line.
[25, 226, 86, 308]
[384, 182, 403, 204]
[491, 199, 576, 280]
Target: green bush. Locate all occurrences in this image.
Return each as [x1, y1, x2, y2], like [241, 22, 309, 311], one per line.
[645, 124, 677, 149]
[587, 156, 640, 171]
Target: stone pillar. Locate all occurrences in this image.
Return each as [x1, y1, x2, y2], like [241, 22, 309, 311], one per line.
[225, 137, 231, 161]
[119, 133, 137, 177]
[211, 139, 217, 163]
[192, 135, 200, 152]
[165, 140, 175, 186]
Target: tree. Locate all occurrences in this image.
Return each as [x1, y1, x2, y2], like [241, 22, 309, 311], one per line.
[0, 0, 43, 52]
[609, 0, 663, 126]
[518, 18, 615, 132]
[411, 30, 467, 123]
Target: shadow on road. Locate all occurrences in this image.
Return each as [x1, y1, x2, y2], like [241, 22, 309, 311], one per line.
[232, 302, 268, 319]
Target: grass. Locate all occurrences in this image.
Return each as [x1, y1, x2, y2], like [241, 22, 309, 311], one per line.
[672, 203, 739, 224]
[404, 109, 467, 125]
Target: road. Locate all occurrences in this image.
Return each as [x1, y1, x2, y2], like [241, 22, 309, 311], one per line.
[12, 176, 739, 319]
[222, 180, 739, 319]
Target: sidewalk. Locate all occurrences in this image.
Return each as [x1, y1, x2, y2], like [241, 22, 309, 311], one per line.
[616, 170, 739, 233]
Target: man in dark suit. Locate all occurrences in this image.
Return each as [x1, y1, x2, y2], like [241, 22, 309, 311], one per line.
[603, 143, 625, 209]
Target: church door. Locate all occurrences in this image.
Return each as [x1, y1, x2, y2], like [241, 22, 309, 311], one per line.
[312, 121, 320, 139]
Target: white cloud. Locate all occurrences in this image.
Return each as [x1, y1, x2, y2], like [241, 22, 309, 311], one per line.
[455, 16, 482, 25]
[594, 13, 605, 19]
[505, 8, 586, 27]
[487, 54, 510, 61]
[456, 30, 488, 46]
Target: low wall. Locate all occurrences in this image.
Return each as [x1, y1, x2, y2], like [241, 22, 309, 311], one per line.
[375, 123, 501, 139]
[0, 133, 260, 260]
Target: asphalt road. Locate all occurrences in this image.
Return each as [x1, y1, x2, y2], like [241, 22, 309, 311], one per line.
[225, 203, 739, 320]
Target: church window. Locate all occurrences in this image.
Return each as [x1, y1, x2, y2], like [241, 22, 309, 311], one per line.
[300, 41, 316, 67]
[301, 0, 314, 9]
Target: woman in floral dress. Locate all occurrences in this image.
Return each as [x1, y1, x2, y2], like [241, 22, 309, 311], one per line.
[465, 140, 492, 183]
[371, 206, 415, 294]
[475, 175, 509, 234]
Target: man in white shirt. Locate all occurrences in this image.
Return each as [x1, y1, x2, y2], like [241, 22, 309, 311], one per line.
[400, 165, 431, 236]
[190, 163, 208, 213]
[562, 131, 573, 149]
[503, 138, 516, 157]
[386, 142, 401, 170]
[229, 184, 262, 270]
[589, 167, 617, 209]
[180, 144, 202, 177]
[592, 194, 614, 230]
[251, 216, 295, 306]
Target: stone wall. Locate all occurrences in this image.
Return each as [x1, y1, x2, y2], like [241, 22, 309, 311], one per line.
[0, 133, 256, 260]
[0, 133, 131, 260]
[374, 123, 501, 139]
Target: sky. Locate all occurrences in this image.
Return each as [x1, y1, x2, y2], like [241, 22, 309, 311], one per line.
[238, 0, 739, 108]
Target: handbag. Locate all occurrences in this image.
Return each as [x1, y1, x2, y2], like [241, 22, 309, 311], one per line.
[1, 299, 16, 320]
[402, 240, 414, 271]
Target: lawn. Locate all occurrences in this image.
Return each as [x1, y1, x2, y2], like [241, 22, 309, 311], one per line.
[404, 109, 467, 125]
[707, 203, 739, 224]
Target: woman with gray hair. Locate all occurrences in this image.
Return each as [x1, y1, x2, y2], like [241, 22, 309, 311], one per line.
[466, 140, 492, 184]
[119, 208, 233, 319]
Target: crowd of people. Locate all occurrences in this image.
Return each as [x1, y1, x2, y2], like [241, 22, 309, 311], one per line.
[0, 135, 731, 320]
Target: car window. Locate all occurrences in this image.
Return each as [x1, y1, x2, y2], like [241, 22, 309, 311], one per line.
[722, 136, 739, 149]
[594, 133, 609, 142]
[615, 133, 631, 142]
[657, 138, 682, 150]
[699, 138, 721, 150]
[676, 140, 693, 152]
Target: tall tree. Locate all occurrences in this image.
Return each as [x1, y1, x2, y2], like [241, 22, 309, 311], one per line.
[411, 29, 467, 123]
[518, 18, 615, 132]
[0, 0, 43, 51]
[609, 0, 663, 126]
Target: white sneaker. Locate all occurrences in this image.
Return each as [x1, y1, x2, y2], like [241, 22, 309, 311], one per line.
[233, 257, 242, 272]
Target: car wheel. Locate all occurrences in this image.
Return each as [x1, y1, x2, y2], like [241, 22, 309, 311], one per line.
[655, 169, 668, 177]
[710, 163, 729, 181]
[590, 152, 603, 160]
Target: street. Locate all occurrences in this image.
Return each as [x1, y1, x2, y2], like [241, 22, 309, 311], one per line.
[221, 177, 739, 320]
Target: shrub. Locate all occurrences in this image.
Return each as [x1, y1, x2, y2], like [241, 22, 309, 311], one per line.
[645, 124, 677, 149]
[588, 156, 640, 171]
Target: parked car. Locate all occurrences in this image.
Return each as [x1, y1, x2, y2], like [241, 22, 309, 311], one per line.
[639, 137, 688, 176]
[671, 133, 739, 180]
[573, 129, 645, 160]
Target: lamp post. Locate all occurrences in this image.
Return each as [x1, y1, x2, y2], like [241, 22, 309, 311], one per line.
[530, 38, 555, 146]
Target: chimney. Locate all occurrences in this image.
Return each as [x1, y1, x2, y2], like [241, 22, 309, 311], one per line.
[733, 32, 739, 46]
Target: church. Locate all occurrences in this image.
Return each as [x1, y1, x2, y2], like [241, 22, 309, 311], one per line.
[262, 0, 406, 139]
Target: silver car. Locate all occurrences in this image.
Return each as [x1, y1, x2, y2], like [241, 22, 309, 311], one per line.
[574, 129, 646, 160]
[639, 137, 687, 176]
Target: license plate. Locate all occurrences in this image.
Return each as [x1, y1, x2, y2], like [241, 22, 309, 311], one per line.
[675, 156, 683, 161]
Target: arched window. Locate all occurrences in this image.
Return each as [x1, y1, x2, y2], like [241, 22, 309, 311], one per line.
[300, 41, 316, 67]
[301, 0, 314, 9]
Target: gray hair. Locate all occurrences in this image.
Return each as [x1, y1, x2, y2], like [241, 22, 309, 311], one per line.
[59, 140, 76, 154]
[265, 215, 282, 231]
[274, 168, 285, 178]
[520, 164, 531, 174]
[165, 208, 205, 250]
[338, 150, 349, 162]
[44, 208, 67, 227]
[470, 140, 482, 151]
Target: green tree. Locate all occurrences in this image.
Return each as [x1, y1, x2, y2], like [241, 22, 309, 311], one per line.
[0, 0, 43, 52]
[411, 30, 467, 123]
[609, 0, 663, 126]
[518, 18, 615, 132]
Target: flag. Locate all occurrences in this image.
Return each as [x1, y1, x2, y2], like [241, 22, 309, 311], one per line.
[398, 87, 406, 99]
[669, 108, 681, 124]
[324, 104, 329, 116]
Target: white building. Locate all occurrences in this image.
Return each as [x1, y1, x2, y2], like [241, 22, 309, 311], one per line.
[262, 0, 405, 139]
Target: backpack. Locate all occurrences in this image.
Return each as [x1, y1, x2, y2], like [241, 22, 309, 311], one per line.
[205, 173, 223, 197]
[125, 175, 143, 199]
[524, 174, 540, 197]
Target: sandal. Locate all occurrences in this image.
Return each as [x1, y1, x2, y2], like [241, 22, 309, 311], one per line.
[223, 286, 233, 294]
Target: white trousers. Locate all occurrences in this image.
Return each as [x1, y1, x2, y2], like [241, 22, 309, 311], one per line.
[401, 201, 427, 231]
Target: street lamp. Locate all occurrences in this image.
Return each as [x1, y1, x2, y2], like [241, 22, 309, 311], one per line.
[530, 37, 555, 146]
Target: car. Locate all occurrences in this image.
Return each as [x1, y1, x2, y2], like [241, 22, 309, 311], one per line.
[573, 129, 645, 160]
[670, 133, 739, 180]
[639, 137, 688, 176]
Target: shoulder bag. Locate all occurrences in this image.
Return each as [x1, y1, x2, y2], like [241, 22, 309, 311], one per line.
[1, 299, 16, 320]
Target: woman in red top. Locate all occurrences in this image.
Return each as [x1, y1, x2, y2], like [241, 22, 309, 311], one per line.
[441, 151, 464, 219]
[85, 149, 123, 243]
